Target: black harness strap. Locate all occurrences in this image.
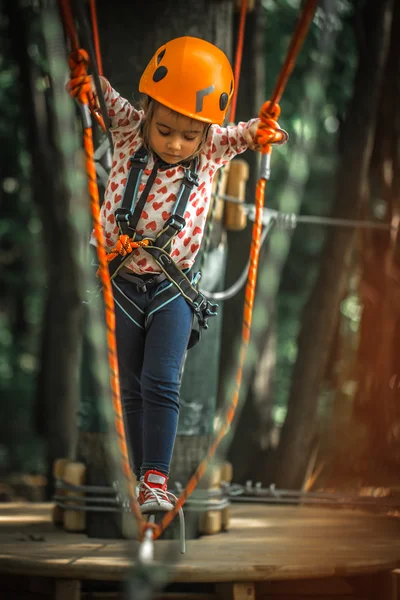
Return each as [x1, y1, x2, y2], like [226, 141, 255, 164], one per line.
[144, 245, 217, 330]
[108, 146, 218, 335]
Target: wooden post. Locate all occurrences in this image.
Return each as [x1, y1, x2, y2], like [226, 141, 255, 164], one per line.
[63, 462, 86, 532]
[216, 582, 255, 600]
[224, 159, 249, 231]
[392, 570, 400, 600]
[54, 579, 80, 600]
[51, 458, 69, 526]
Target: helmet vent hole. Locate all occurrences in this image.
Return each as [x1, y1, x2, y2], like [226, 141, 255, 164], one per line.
[157, 49, 166, 65]
[219, 93, 228, 111]
[153, 66, 168, 82]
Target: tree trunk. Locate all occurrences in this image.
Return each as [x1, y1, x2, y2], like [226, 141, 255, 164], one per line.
[97, 0, 233, 100]
[274, 0, 394, 490]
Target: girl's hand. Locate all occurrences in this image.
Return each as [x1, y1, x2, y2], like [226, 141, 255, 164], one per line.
[243, 119, 262, 151]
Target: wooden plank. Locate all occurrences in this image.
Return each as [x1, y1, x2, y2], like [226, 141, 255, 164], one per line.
[1, 503, 400, 585]
[346, 572, 397, 600]
[257, 577, 355, 595]
[392, 570, 400, 600]
[55, 579, 80, 600]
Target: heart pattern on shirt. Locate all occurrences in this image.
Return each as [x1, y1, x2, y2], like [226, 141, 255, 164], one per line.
[100, 88, 252, 273]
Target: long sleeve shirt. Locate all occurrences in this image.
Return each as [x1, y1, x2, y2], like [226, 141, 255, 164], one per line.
[92, 80, 256, 274]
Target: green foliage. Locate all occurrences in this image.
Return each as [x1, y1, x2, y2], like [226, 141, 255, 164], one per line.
[0, 4, 46, 474]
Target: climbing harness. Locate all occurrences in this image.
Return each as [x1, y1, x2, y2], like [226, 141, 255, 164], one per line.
[106, 146, 218, 345]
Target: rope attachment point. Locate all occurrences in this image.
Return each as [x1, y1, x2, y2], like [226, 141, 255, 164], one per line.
[255, 100, 289, 157]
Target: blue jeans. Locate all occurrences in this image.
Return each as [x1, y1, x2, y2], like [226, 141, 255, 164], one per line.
[114, 275, 193, 479]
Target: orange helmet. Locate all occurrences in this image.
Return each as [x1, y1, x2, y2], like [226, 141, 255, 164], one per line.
[139, 36, 234, 125]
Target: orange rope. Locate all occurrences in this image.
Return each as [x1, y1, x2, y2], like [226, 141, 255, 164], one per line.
[105, 235, 150, 265]
[269, 0, 318, 113]
[59, 0, 106, 132]
[89, 0, 104, 76]
[59, 0, 148, 539]
[229, 0, 248, 123]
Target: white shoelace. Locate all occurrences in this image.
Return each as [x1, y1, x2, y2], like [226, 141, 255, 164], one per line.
[140, 481, 178, 507]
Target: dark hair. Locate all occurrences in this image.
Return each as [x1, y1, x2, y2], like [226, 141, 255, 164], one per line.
[139, 96, 210, 160]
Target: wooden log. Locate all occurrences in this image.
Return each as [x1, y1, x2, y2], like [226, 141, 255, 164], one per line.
[209, 163, 230, 222]
[63, 462, 86, 532]
[197, 463, 224, 535]
[391, 570, 399, 600]
[198, 504, 223, 535]
[219, 461, 233, 532]
[76, 431, 123, 539]
[224, 159, 248, 231]
[220, 461, 233, 485]
[51, 458, 69, 526]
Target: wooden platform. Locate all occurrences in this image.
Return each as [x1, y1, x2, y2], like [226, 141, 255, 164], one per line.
[0, 502, 400, 599]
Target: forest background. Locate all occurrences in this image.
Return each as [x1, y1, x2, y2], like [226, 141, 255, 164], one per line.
[1, 0, 399, 500]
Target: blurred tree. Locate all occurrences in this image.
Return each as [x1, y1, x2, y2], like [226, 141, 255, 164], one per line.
[0, 0, 45, 477]
[4, 1, 90, 495]
[326, 0, 400, 488]
[274, 0, 395, 490]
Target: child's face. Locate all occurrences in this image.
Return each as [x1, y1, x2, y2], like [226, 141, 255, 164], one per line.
[148, 104, 205, 164]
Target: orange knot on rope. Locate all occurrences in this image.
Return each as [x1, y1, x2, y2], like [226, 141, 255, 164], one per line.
[106, 234, 150, 263]
[255, 100, 289, 152]
[66, 49, 93, 105]
[65, 48, 105, 131]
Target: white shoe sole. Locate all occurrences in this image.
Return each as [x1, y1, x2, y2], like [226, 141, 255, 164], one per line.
[140, 500, 174, 514]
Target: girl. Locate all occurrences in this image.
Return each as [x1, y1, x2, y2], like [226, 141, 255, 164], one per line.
[69, 36, 278, 514]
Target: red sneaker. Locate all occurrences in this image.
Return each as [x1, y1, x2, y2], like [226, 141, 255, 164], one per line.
[138, 470, 174, 514]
